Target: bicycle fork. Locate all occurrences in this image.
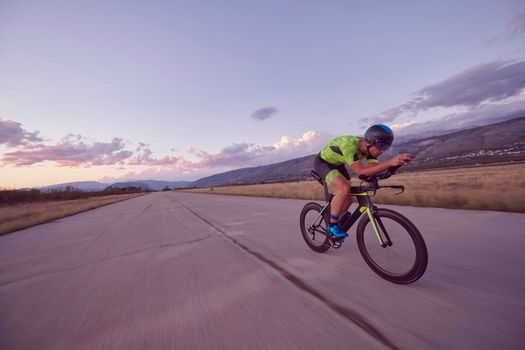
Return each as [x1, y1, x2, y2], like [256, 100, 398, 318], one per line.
[365, 207, 393, 248]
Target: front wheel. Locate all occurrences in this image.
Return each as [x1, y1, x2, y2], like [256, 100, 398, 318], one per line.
[300, 202, 331, 253]
[356, 208, 428, 284]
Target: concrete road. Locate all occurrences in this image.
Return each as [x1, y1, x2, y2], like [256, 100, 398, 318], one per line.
[1, 192, 524, 349]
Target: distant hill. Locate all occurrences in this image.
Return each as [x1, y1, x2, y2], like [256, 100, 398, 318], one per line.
[37, 180, 191, 192]
[191, 154, 315, 187]
[116, 180, 192, 191]
[104, 180, 192, 191]
[108, 182, 152, 190]
[387, 116, 525, 169]
[29, 117, 525, 191]
[41, 181, 108, 192]
[188, 116, 525, 187]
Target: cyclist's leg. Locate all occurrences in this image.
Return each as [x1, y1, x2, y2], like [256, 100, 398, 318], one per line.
[330, 175, 350, 224]
[327, 175, 350, 238]
[342, 194, 353, 213]
[314, 155, 348, 238]
[338, 166, 353, 213]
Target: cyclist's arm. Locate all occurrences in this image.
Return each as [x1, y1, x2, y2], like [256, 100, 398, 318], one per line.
[349, 160, 393, 177]
[349, 154, 412, 177]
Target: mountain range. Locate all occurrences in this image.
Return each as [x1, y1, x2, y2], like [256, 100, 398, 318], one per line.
[384, 116, 525, 173]
[35, 116, 524, 191]
[189, 116, 525, 187]
[40, 180, 192, 192]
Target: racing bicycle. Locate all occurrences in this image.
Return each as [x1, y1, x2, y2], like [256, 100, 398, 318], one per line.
[299, 165, 428, 284]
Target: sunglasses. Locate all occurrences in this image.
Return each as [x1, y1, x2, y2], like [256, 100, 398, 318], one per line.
[373, 140, 391, 151]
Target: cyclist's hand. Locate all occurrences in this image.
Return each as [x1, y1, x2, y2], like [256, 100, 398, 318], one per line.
[390, 154, 412, 166]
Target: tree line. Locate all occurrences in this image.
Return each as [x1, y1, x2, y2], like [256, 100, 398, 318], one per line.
[0, 186, 150, 206]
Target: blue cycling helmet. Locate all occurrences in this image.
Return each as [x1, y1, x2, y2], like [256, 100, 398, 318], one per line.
[364, 124, 394, 150]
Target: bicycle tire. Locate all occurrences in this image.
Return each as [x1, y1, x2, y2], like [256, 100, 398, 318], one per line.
[356, 208, 428, 284]
[300, 202, 331, 253]
[377, 208, 428, 283]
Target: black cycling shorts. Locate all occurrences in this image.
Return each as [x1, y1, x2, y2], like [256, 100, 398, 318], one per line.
[314, 153, 350, 185]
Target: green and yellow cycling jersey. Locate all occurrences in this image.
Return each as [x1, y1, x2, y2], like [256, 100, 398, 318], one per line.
[319, 135, 379, 166]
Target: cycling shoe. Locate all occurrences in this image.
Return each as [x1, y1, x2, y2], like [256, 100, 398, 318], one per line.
[329, 225, 348, 238]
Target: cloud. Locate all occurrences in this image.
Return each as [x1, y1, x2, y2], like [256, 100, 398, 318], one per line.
[128, 144, 190, 167]
[0, 118, 43, 147]
[360, 106, 406, 125]
[1, 135, 133, 167]
[0, 121, 189, 169]
[273, 130, 330, 154]
[251, 106, 278, 121]
[416, 61, 525, 108]
[360, 60, 525, 126]
[97, 130, 333, 183]
[393, 98, 525, 138]
[186, 130, 331, 169]
[2, 116, 334, 184]
[487, 11, 525, 44]
[187, 143, 276, 168]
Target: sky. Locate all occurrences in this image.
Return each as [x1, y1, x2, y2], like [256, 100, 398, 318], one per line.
[1, 0, 525, 188]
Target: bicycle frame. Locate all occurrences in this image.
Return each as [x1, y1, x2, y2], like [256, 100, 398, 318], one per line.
[309, 170, 397, 248]
[312, 190, 389, 247]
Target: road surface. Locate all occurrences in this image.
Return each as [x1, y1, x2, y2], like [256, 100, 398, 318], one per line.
[1, 192, 524, 349]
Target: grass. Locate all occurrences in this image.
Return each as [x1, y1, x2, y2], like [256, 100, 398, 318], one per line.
[0, 193, 145, 236]
[180, 163, 525, 213]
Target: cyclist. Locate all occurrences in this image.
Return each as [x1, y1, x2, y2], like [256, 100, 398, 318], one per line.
[314, 124, 412, 239]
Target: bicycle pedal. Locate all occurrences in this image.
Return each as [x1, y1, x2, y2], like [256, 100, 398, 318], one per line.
[330, 237, 344, 248]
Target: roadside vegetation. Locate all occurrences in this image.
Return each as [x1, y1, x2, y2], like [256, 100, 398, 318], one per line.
[0, 186, 147, 206]
[180, 163, 525, 213]
[0, 193, 145, 236]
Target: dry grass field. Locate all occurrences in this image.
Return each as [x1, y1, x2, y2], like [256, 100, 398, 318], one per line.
[0, 193, 144, 236]
[181, 163, 525, 213]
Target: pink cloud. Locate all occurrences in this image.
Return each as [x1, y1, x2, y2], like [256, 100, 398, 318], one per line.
[182, 130, 331, 170]
[127, 144, 192, 167]
[2, 116, 333, 183]
[99, 130, 333, 183]
[1, 135, 132, 167]
[190, 143, 275, 168]
[0, 118, 43, 147]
